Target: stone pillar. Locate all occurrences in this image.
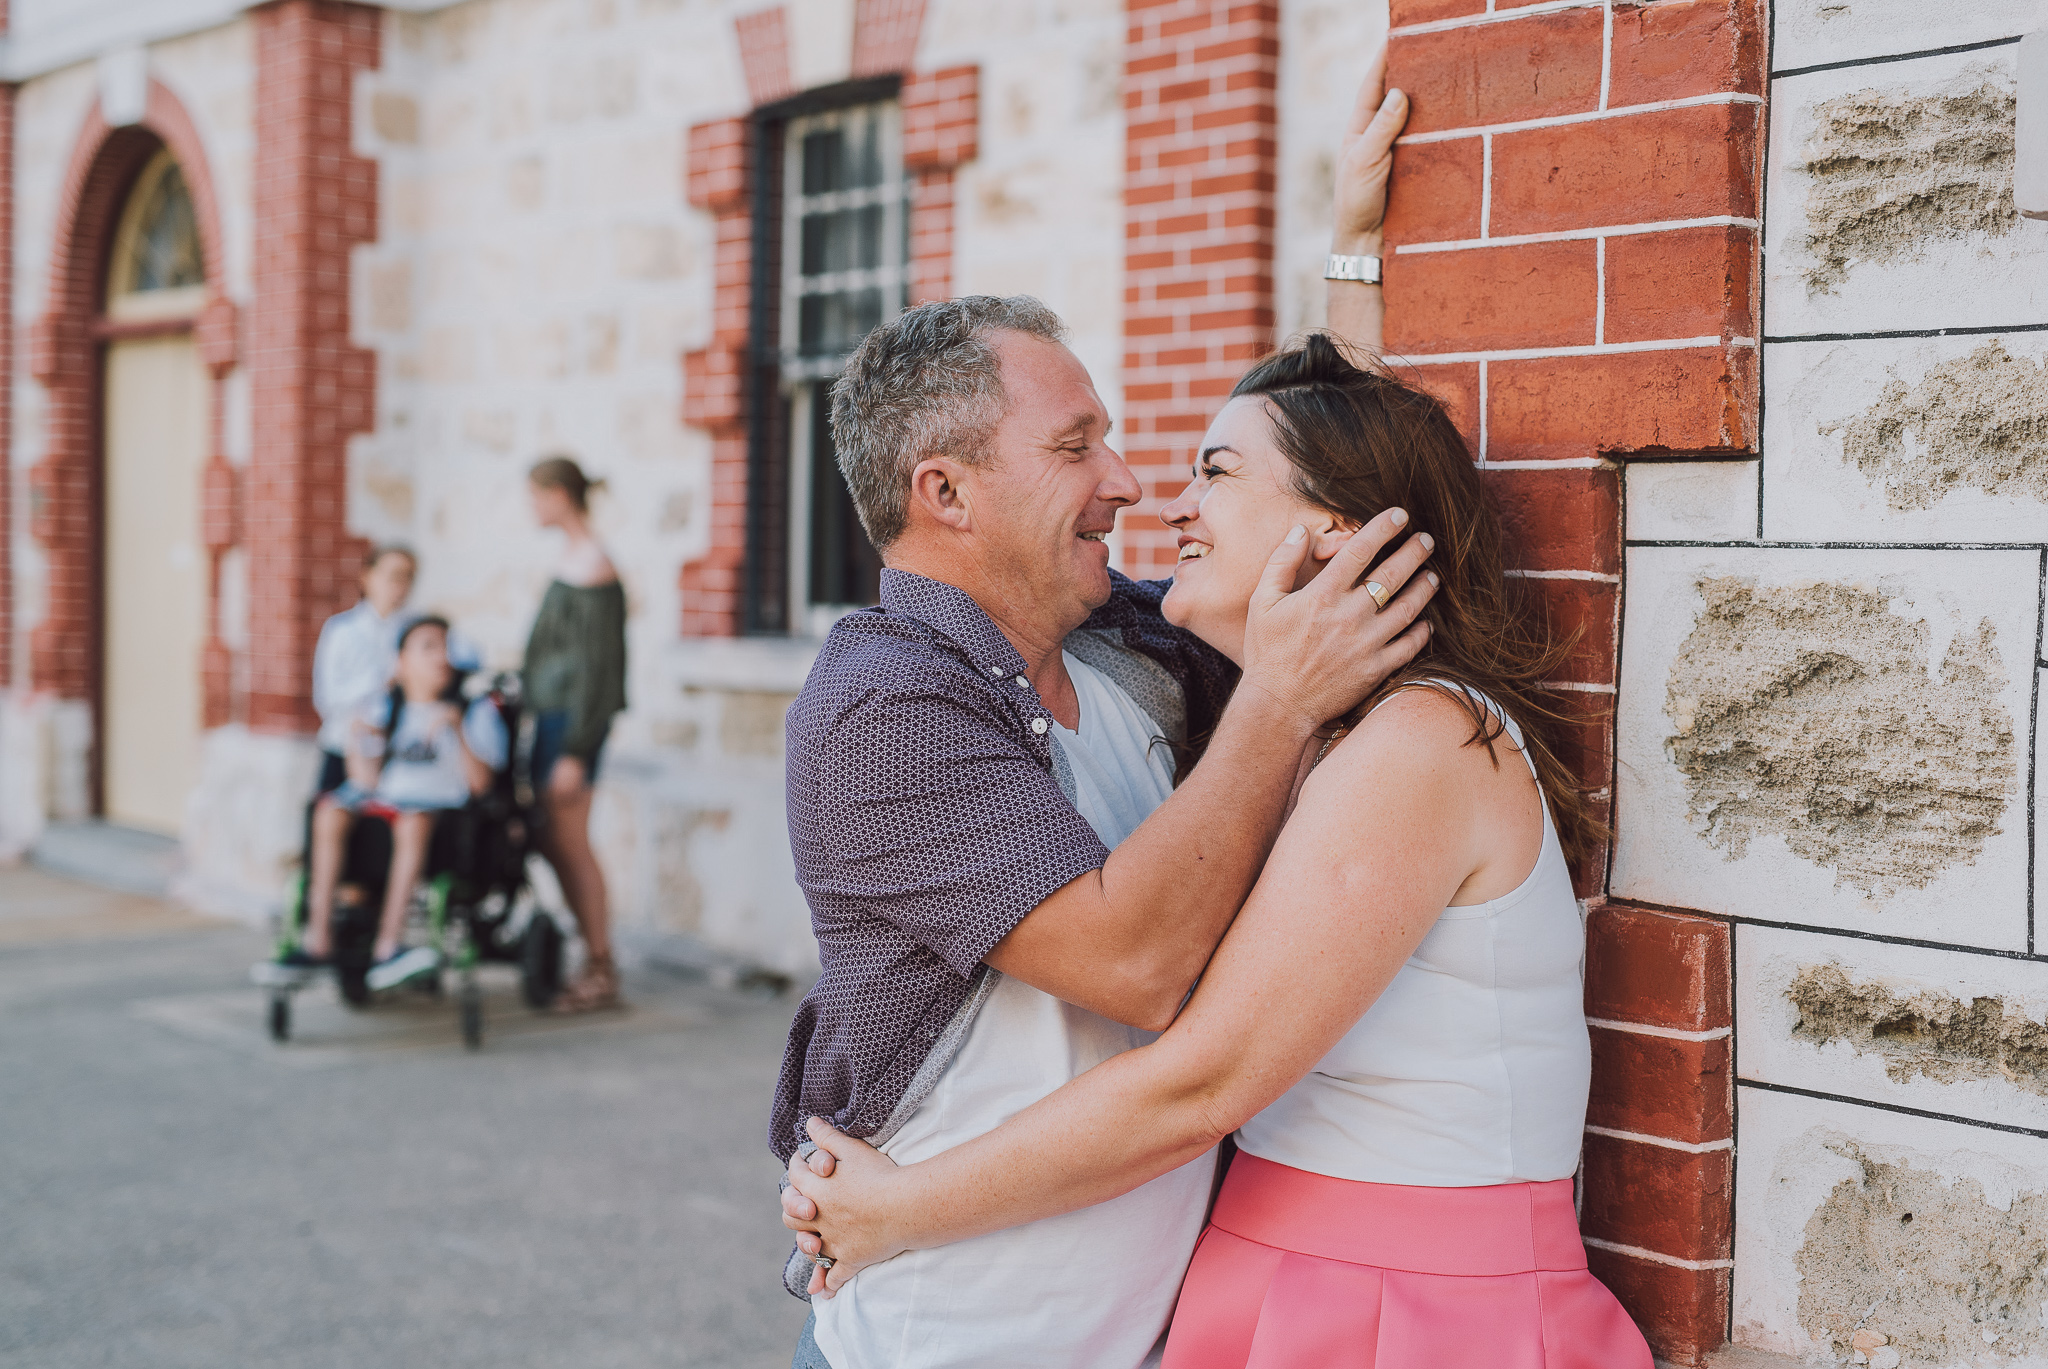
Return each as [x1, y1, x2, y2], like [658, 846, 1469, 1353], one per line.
[245, 0, 380, 734]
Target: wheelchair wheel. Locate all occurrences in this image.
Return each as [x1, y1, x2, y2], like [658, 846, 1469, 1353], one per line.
[460, 983, 484, 1051]
[521, 914, 564, 1010]
[269, 992, 291, 1042]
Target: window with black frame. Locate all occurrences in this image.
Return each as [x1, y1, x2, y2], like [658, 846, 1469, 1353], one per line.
[777, 100, 906, 636]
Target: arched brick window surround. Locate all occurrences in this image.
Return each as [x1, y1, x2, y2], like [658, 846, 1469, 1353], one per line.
[28, 79, 238, 804]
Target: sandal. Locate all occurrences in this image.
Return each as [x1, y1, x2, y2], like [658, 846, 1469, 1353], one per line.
[550, 953, 624, 1014]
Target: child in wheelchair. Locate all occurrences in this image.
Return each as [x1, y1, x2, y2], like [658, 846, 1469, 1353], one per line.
[270, 614, 508, 992]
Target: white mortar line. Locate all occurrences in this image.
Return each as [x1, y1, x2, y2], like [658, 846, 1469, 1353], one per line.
[1506, 569, 1622, 582]
[1396, 216, 1760, 254]
[1390, 335, 1726, 365]
[1396, 91, 1763, 145]
[1393, 0, 1603, 37]
[1583, 1237, 1735, 1271]
[1480, 134, 1493, 239]
[1599, 0, 1613, 111]
[1478, 457, 1614, 469]
[1586, 1125, 1734, 1155]
[1594, 237, 1606, 345]
[1587, 1016, 1733, 1041]
[1538, 681, 1617, 693]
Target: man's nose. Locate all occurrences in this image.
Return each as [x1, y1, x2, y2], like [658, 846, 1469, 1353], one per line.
[1099, 450, 1143, 507]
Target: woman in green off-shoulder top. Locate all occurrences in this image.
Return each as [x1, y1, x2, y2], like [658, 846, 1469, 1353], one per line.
[525, 456, 628, 1013]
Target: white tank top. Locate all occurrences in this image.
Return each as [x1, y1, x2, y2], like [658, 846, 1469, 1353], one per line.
[1234, 685, 1592, 1187]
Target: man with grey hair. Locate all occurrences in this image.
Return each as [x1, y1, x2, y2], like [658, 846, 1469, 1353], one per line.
[771, 293, 1433, 1369]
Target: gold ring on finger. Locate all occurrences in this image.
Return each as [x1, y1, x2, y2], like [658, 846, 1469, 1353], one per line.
[1365, 580, 1393, 611]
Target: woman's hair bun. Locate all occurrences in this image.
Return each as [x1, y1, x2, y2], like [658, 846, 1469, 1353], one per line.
[529, 454, 602, 511]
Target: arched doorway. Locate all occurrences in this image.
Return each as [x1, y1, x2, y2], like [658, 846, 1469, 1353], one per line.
[98, 147, 209, 833]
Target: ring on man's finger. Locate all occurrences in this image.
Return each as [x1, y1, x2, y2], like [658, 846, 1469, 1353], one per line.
[1364, 580, 1393, 611]
[813, 1253, 836, 1269]
[797, 1140, 820, 1163]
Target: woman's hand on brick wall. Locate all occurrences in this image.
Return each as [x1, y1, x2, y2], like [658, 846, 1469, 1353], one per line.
[1333, 46, 1408, 256]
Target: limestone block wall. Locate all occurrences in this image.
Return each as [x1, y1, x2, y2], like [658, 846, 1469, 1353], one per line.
[1611, 2, 2048, 1362]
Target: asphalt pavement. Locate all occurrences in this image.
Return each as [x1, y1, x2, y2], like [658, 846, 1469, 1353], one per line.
[0, 866, 812, 1369]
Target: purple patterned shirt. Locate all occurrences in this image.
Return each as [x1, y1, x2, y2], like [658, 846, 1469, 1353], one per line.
[770, 567, 1237, 1162]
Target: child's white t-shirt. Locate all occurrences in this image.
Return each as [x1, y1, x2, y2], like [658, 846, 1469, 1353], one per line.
[355, 696, 508, 810]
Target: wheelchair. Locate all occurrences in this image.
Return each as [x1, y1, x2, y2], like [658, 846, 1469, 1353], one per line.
[262, 672, 568, 1050]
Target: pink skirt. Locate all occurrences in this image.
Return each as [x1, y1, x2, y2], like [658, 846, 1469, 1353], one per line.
[1161, 1154, 1652, 1369]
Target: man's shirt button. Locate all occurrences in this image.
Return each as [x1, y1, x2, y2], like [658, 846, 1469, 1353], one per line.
[1030, 717, 1048, 735]
[1014, 675, 1028, 688]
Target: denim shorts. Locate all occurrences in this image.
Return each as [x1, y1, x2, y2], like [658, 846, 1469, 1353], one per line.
[531, 708, 609, 792]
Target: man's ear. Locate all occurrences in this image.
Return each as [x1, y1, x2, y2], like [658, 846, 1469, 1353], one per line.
[907, 458, 975, 533]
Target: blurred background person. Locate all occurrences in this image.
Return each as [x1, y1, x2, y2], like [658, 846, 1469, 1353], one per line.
[311, 545, 418, 799]
[524, 455, 629, 1013]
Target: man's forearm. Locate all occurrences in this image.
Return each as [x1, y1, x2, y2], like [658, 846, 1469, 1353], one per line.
[988, 685, 1316, 1031]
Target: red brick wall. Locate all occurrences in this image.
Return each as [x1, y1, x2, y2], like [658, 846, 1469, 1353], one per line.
[1119, 0, 1279, 577]
[0, 79, 12, 691]
[680, 5, 967, 637]
[246, 0, 380, 735]
[902, 65, 977, 306]
[1384, 0, 1762, 1360]
[680, 117, 753, 639]
[1582, 903, 1735, 1362]
[735, 7, 797, 107]
[28, 81, 233, 718]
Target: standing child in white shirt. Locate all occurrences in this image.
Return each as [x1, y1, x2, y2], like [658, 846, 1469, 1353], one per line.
[311, 545, 419, 795]
[291, 616, 507, 991]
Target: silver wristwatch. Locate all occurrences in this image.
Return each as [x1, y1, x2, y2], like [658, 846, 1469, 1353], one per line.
[1324, 253, 1383, 284]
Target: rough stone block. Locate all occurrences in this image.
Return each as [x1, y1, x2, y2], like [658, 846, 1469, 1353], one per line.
[1731, 1086, 2048, 1365]
[1612, 547, 2034, 949]
[1762, 333, 2048, 542]
[1765, 48, 2045, 337]
[1737, 923, 2048, 1133]
[1771, 0, 2039, 78]
[1625, 459, 1759, 543]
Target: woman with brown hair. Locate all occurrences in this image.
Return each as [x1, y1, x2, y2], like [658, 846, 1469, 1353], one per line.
[775, 339, 1650, 1366]
[525, 455, 628, 1013]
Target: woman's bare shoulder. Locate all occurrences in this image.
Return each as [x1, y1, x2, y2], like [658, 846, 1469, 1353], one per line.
[558, 541, 620, 588]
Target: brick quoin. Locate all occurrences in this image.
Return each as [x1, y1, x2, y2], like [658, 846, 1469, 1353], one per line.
[680, 116, 753, 638]
[680, 3, 966, 637]
[1120, 0, 1279, 576]
[29, 78, 233, 754]
[246, 0, 380, 735]
[1385, 0, 1762, 1359]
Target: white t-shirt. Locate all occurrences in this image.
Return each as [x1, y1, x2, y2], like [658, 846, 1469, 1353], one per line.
[811, 652, 1215, 1369]
[356, 695, 509, 810]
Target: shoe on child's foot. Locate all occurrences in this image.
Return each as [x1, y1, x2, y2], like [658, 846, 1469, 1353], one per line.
[366, 944, 443, 992]
[549, 954, 623, 1014]
[250, 946, 329, 987]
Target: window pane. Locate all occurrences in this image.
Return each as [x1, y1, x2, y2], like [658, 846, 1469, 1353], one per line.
[798, 287, 884, 358]
[807, 384, 881, 607]
[125, 162, 204, 293]
[800, 205, 885, 276]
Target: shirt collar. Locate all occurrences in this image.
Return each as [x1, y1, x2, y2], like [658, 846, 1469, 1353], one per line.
[877, 568, 1032, 683]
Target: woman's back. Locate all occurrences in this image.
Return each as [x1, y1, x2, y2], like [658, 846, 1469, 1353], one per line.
[1234, 686, 1591, 1187]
